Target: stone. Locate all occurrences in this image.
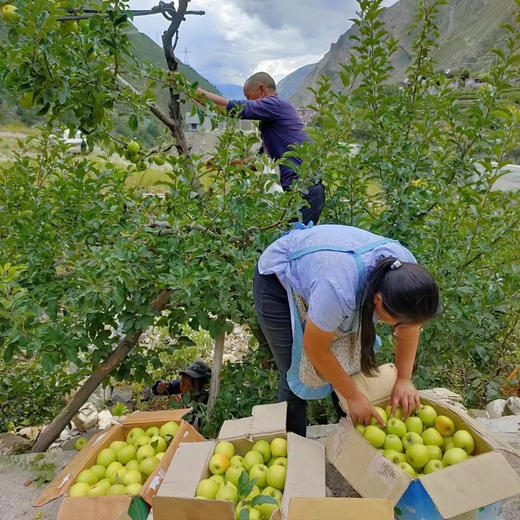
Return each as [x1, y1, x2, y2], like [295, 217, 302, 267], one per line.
[486, 399, 507, 418]
[0, 434, 31, 456]
[71, 402, 98, 432]
[87, 384, 112, 411]
[98, 409, 118, 430]
[17, 427, 40, 442]
[506, 397, 520, 415]
[110, 386, 133, 404]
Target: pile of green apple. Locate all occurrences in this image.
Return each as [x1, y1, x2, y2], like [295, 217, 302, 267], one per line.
[195, 437, 288, 520]
[68, 421, 179, 497]
[356, 403, 477, 477]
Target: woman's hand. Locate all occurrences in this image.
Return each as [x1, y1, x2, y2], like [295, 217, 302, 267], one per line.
[157, 381, 169, 394]
[346, 391, 385, 426]
[390, 378, 420, 418]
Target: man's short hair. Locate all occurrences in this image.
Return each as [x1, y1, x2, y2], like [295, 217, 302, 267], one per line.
[244, 72, 276, 92]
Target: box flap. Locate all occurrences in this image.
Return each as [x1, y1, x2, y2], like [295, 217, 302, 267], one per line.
[57, 496, 133, 520]
[152, 496, 234, 520]
[336, 363, 397, 412]
[35, 427, 118, 506]
[140, 420, 204, 505]
[281, 433, 325, 517]
[122, 409, 191, 425]
[158, 441, 215, 497]
[326, 418, 409, 504]
[218, 402, 287, 441]
[287, 497, 394, 519]
[421, 451, 520, 518]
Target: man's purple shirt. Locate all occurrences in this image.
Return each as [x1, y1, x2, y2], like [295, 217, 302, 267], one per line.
[226, 94, 310, 189]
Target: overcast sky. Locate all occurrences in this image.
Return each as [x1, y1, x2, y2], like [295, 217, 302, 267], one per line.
[128, 0, 397, 85]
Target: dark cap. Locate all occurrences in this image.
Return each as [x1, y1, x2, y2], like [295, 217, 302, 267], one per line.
[180, 360, 212, 380]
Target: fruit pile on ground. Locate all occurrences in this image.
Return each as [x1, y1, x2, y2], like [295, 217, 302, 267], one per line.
[195, 438, 288, 520]
[356, 403, 476, 477]
[68, 421, 179, 497]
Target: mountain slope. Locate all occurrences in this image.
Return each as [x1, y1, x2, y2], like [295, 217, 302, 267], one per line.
[292, 0, 517, 106]
[277, 63, 316, 100]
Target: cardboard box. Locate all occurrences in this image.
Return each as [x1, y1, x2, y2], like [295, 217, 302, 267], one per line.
[327, 373, 520, 520]
[36, 409, 204, 519]
[152, 402, 326, 520]
[287, 497, 394, 519]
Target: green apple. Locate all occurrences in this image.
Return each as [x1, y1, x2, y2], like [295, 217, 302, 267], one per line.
[126, 483, 142, 495]
[236, 504, 261, 520]
[215, 482, 238, 505]
[422, 428, 443, 447]
[435, 415, 455, 437]
[383, 434, 403, 452]
[146, 426, 160, 437]
[107, 484, 127, 496]
[87, 482, 107, 496]
[136, 444, 155, 462]
[69, 482, 90, 497]
[402, 432, 424, 450]
[426, 445, 443, 461]
[443, 447, 468, 466]
[76, 469, 98, 486]
[127, 141, 141, 155]
[256, 500, 279, 520]
[252, 440, 271, 463]
[215, 440, 235, 459]
[246, 485, 261, 501]
[156, 452, 165, 461]
[121, 469, 142, 486]
[363, 425, 386, 448]
[140, 456, 160, 476]
[74, 436, 87, 451]
[355, 424, 365, 435]
[149, 435, 167, 453]
[453, 429, 475, 454]
[96, 447, 117, 467]
[126, 460, 140, 471]
[230, 455, 244, 468]
[243, 450, 264, 471]
[159, 421, 179, 440]
[196, 478, 219, 499]
[127, 427, 145, 444]
[153, 154, 166, 166]
[97, 478, 111, 491]
[386, 418, 407, 438]
[116, 444, 137, 465]
[442, 436, 453, 452]
[262, 486, 282, 504]
[397, 462, 416, 477]
[266, 464, 286, 490]
[110, 441, 127, 452]
[405, 416, 423, 434]
[385, 405, 403, 420]
[209, 474, 225, 486]
[383, 449, 407, 464]
[270, 437, 287, 458]
[406, 444, 430, 470]
[417, 405, 438, 427]
[270, 457, 287, 467]
[249, 463, 268, 488]
[90, 464, 106, 480]
[370, 406, 387, 426]
[105, 461, 124, 482]
[1, 4, 20, 24]
[59, 20, 78, 35]
[225, 465, 245, 487]
[110, 468, 127, 485]
[208, 453, 230, 475]
[424, 459, 444, 474]
[134, 435, 151, 447]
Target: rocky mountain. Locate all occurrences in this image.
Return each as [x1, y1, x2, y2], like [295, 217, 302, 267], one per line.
[277, 63, 316, 100]
[291, 0, 517, 106]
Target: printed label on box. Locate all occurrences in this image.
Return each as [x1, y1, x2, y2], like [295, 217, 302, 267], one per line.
[366, 455, 400, 497]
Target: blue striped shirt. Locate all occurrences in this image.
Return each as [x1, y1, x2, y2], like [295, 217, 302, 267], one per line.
[258, 225, 416, 333]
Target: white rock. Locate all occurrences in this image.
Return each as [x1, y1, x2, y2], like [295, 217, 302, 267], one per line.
[486, 399, 507, 418]
[98, 409, 119, 430]
[506, 396, 520, 415]
[72, 402, 99, 432]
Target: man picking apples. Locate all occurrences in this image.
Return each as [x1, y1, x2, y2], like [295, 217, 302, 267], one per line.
[254, 224, 441, 435]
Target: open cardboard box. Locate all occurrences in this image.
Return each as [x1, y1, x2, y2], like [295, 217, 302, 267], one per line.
[35, 409, 204, 520]
[151, 402, 326, 520]
[327, 364, 520, 519]
[287, 497, 394, 519]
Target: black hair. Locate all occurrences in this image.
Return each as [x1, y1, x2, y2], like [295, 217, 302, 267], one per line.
[359, 257, 441, 376]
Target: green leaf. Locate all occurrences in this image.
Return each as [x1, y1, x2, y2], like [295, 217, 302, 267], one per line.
[250, 494, 278, 507]
[237, 470, 250, 497]
[129, 114, 138, 131]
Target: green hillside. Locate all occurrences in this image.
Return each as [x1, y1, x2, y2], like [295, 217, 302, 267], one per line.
[292, 0, 518, 106]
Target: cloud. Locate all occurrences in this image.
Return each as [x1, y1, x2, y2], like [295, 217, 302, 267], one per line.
[128, 0, 397, 84]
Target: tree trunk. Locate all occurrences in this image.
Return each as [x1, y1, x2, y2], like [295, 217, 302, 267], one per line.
[31, 290, 172, 452]
[207, 322, 226, 415]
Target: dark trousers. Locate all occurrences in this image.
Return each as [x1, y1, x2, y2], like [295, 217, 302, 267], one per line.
[300, 182, 325, 225]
